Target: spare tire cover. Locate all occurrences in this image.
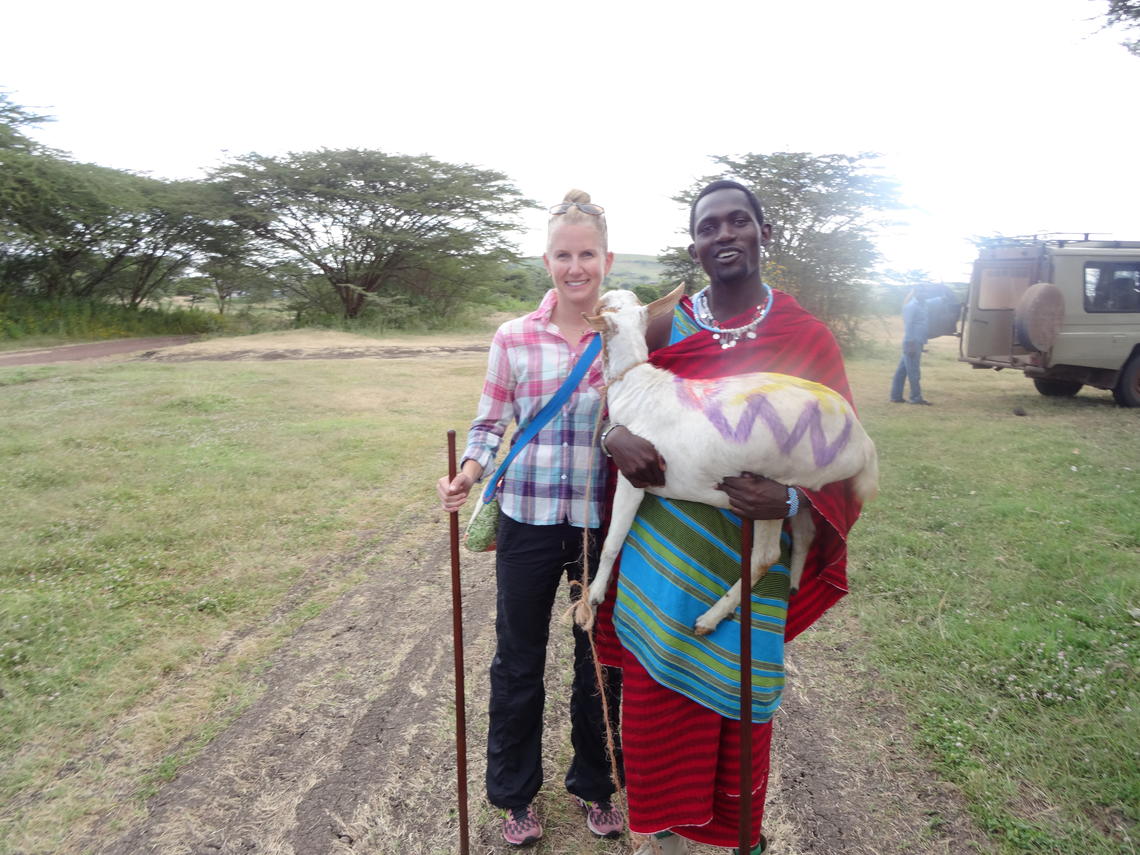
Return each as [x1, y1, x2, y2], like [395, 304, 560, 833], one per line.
[1014, 282, 1065, 352]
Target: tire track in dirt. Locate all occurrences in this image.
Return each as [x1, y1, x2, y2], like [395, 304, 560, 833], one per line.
[78, 519, 996, 855]
[85, 516, 499, 855]
[286, 578, 484, 855]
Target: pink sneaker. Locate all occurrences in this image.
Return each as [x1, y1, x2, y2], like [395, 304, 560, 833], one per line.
[500, 804, 542, 846]
[576, 796, 624, 838]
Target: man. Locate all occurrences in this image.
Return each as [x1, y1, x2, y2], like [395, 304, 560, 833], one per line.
[596, 180, 865, 855]
[890, 284, 934, 405]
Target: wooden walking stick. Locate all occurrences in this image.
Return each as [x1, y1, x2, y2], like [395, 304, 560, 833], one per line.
[738, 520, 755, 855]
[446, 430, 470, 855]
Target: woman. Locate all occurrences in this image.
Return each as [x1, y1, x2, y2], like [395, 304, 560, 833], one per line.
[436, 190, 623, 847]
[597, 180, 864, 854]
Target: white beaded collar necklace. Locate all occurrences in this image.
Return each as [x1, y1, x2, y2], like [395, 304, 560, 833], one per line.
[691, 282, 773, 349]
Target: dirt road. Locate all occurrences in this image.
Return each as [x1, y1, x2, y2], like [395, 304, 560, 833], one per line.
[74, 513, 992, 855]
[28, 334, 992, 855]
[0, 333, 491, 366]
[0, 336, 200, 366]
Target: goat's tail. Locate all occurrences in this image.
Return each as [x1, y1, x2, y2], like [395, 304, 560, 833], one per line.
[852, 440, 880, 504]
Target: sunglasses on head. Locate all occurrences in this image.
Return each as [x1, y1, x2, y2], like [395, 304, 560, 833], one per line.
[549, 201, 605, 216]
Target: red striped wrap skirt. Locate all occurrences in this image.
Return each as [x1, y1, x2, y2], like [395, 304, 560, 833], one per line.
[620, 651, 771, 848]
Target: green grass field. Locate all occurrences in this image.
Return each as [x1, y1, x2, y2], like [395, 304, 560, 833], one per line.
[0, 329, 1136, 854]
[0, 353, 485, 851]
[846, 334, 1138, 853]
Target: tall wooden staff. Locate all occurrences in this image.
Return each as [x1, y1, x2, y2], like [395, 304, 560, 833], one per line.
[446, 430, 470, 855]
[738, 521, 755, 855]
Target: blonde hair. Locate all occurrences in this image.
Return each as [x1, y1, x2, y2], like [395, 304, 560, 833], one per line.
[547, 188, 609, 253]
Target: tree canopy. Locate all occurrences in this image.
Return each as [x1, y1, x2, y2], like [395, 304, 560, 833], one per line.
[1, 95, 218, 306]
[213, 149, 532, 319]
[2, 94, 908, 341]
[657, 245, 707, 295]
[1, 93, 536, 329]
[1101, 0, 1140, 55]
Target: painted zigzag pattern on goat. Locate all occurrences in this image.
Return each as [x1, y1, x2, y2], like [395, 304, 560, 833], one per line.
[673, 375, 852, 466]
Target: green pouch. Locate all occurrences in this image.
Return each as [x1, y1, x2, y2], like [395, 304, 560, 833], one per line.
[463, 496, 500, 553]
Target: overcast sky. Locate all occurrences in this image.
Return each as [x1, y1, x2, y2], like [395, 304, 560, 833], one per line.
[4, 0, 1137, 282]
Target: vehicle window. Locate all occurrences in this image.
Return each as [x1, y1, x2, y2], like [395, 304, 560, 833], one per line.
[1085, 263, 1140, 313]
[978, 264, 1034, 309]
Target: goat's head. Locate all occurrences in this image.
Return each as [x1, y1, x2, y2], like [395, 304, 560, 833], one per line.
[582, 285, 685, 339]
[581, 286, 685, 381]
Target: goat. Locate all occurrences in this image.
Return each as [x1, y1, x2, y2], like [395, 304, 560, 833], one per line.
[578, 286, 878, 636]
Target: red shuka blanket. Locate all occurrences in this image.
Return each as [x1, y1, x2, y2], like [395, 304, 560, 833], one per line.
[592, 289, 864, 846]
[596, 288, 862, 661]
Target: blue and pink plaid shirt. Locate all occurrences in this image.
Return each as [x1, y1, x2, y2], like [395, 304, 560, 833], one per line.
[462, 289, 609, 528]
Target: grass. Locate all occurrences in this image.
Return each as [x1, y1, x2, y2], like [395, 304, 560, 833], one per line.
[0, 296, 221, 345]
[0, 325, 1136, 854]
[845, 334, 1139, 854]
[0, 353, 487, 852]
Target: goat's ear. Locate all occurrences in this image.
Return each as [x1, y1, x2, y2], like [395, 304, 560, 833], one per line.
[646, 284, 685, 321]
[581, 311, 607, 332]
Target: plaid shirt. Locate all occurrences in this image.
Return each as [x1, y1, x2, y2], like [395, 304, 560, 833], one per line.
[462, 289, 608, 528]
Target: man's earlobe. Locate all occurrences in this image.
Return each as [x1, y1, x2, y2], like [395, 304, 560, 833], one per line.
[687, 243, 698, 260]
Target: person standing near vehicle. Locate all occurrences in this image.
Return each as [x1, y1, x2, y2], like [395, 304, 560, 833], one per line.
[596, 180, 866, 854]
[890, 284, 935, 405]
[435, 190, 623, 847]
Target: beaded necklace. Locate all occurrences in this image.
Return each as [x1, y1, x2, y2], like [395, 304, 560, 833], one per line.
[691, 282, 773, 349]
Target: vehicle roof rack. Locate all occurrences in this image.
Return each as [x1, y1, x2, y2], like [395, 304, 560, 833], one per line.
[977, 233, 1139, 249]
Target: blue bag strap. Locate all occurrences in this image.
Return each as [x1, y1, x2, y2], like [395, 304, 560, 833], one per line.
[480, 333, 601, 503]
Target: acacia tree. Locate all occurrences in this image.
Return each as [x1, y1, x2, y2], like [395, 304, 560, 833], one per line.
[186, 227, 268, 315]
[657, 245, 707, 295]
[1, 96, 130, 296]
[1, 159, 149, 298]
[1, 97, 213, 304]
[96, 179, 221, 307]
[1101, 0, 1140, 55]
[214, 149, 531, 320]
[0, 94, 49, 149]
[662, 152, 901, 343]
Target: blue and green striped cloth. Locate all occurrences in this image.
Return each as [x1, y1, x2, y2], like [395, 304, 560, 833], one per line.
[613, 493, 791, 723]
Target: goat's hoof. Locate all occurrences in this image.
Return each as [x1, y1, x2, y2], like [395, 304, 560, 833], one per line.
[693, 620, 714, 636]
[572, 602, 595, 631]
[789, 586, 799, 597]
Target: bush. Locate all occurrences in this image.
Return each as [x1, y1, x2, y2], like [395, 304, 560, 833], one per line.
[0, 296, 220, 342]
[213, 305, 293, 336]
[0, 296, 220, 344]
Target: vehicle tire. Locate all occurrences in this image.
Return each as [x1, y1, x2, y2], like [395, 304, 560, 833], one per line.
[1014, 283, 1065, 352]
[1112, 355, 1140, 407]
[1033, 377, 1082, 397]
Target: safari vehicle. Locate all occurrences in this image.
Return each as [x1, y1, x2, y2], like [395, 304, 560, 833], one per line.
[959, 236, 1140, 406]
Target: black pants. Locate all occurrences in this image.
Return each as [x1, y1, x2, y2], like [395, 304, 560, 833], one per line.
[485, 513, 623, 809]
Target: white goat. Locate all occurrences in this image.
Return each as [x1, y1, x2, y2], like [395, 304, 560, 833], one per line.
[580, 287, 878, 636]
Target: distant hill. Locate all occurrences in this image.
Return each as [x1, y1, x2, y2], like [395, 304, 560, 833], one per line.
[520, 253, 664, 290]
[608, 254, 664, 289]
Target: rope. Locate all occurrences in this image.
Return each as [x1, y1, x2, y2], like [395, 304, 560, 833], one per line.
[565, 386, 629, 840]
[572, 361, 683, 855]
[602, 359, 647, 390]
